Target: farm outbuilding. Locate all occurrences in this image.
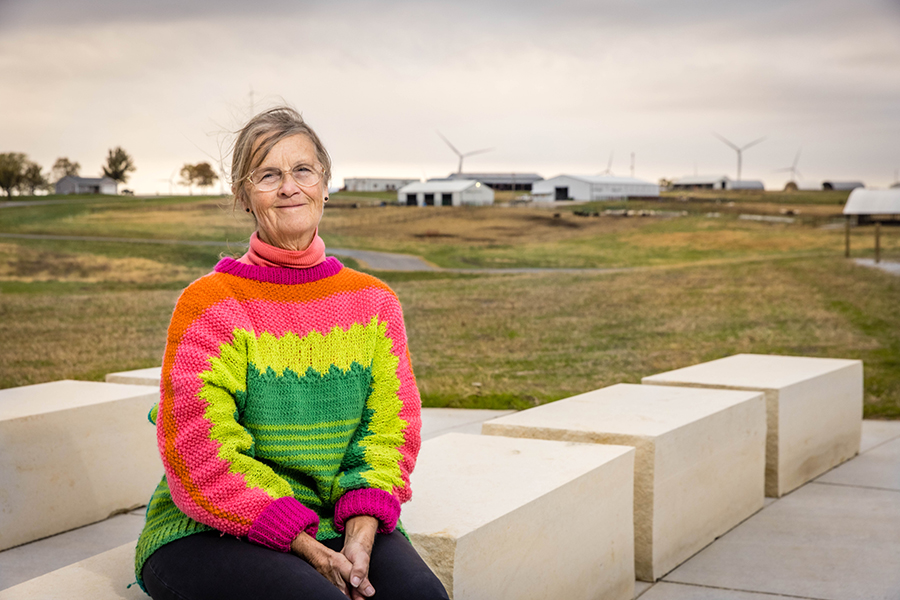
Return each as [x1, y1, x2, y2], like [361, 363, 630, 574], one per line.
[823, 181, 864, 191]
[398, 179, 494, 207]
[532, 175, 659, 202]
[670, 175, 730, 190]
[55, 176, 117, 195]
[727, 180, 765, 191]
[343, 177, 418, 192]
[842, 189, 900, 224]
[446, 172, 543, 191]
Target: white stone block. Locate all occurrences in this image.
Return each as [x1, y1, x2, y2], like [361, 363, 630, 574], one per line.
[105, 367, 161, 387]
[481, 384, 766, 582]
[642, 354, 863, 497]
[402, 433, 635, 600]
[0, 381, 161, 551]
[0, 542, 144, 600]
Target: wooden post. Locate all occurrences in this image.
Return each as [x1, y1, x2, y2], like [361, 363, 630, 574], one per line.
[845, 217, 851, 258]
[875, 221, 881, 264]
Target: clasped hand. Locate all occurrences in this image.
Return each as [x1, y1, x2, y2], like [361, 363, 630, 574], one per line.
[291, 515, 378, 599]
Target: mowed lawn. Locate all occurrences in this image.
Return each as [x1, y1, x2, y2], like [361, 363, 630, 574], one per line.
[1, 193, 898, 418]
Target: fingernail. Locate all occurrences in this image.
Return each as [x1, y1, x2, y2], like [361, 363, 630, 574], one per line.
[351, 576, 361, 587]
[364, 585, 374, 596]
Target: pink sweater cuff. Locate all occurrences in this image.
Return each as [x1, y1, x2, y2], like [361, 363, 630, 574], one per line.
[334, 488, 401, 534]
[248, 497, 319, 552]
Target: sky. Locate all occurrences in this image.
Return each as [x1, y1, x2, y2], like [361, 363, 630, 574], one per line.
[1, 0, 899, 194]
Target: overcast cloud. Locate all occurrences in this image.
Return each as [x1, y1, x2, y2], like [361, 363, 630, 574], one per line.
[1, 0, 898, 193]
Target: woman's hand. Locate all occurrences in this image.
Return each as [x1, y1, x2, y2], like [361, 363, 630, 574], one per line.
[290, 532, 355, 597]
[341, 515, 379, 599]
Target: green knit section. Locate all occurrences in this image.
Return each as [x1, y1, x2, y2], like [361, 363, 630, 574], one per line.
[134, 477, 213, 592]
[241, 362, 374, 503]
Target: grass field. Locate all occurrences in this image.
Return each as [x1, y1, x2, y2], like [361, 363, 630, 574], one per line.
[1, 191, 898, 418]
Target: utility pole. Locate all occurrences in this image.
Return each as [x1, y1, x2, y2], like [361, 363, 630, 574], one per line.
[630, 152, 635, 178]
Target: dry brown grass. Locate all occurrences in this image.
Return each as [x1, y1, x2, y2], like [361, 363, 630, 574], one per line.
[0, 243, 206, 283]
[395, 257, 890, 412]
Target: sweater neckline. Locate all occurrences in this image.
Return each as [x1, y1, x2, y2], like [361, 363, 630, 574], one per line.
[214, 256, 343, 285]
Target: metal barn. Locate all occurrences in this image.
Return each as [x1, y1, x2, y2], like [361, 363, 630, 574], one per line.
[344, 178, 418, 192]
[532, 175, 659, 202]
[397, 180, 494, 207]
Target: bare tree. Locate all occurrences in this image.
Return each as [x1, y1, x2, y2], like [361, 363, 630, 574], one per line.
[102, 147, 136, 183]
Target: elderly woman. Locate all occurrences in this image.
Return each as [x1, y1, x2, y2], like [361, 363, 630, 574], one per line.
[134, 107, 448, 600]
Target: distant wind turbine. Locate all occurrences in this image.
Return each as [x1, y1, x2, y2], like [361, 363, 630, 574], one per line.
[437, 131, 492, 174]
[158, 170, 176, 195]
[601, 151, 615, 175]
[713, 133, 766, 181]
[775, 148, 803, 182]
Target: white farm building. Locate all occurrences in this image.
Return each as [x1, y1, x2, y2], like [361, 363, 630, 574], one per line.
[670, 175, 764, 191]
[532, 175, 659, 202]
[343, 177, 419, 192]
[397, 179, 494, 207]
[55, 176, 118, 195]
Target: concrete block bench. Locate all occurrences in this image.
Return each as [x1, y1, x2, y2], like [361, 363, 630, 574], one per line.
[481, 383, 765, 582]
[0, 380, 161, 551]
[402, 433, 636, 600]
[642, 354, 863, 497]
[105, 367, 161, 387]
[0, 542, 143, 600]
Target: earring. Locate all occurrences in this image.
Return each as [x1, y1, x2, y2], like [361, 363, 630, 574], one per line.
[245, 207, 251, 213]
[324, 197, 329, 202]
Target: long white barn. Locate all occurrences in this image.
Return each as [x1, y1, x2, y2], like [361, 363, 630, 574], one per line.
[344, 177, 418, 192]
[532, 175, 659, 202]
[398, 179, 494, 206]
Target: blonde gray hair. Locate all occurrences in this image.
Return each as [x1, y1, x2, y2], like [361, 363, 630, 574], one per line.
[231, 106, 332, 210]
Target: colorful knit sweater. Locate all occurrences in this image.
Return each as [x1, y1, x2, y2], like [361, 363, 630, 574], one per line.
[134, 256, 421, 589]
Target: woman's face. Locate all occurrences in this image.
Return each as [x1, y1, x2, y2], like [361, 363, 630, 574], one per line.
[243, 134, 326, 251]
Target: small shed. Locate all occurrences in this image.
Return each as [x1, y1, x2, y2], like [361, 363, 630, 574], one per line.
[532, 175, 659, 202]
[344, 177, 418, 192]
[55, 176, 118, 195]
[842, 189, 900, 224]
[398, 179, 494, 207]
[823, 181, 864, 191]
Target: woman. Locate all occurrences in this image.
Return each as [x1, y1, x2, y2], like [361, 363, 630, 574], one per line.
[134, 106, 448, 600]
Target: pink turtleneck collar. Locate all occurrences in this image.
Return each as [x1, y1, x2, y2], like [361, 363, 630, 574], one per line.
[237, 230, 327, 269]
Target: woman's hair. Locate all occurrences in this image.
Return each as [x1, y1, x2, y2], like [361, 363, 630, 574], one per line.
[231, 106, 332, 210]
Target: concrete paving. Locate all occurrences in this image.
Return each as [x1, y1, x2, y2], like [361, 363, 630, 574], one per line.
[648, 420, 900, 600]
[3, 419, 899, 598]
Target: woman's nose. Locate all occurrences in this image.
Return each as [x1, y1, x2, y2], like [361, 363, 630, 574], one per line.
[278, 170, 300, 195]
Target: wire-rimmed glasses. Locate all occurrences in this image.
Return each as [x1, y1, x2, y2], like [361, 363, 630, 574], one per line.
[247, 163, 323, 192]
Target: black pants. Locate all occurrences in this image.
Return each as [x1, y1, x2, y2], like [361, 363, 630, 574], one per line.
[142, 530, 449, 600]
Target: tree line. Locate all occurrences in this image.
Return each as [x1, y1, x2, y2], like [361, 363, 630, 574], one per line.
[0, 147, 136, 197]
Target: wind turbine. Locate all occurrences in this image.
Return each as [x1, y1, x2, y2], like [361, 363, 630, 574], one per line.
[436, 131, 492, 174]
[158, 170, 176, 195]
[775, 148, 803, 183]
[601, 151, 614, 175]
[713, 133, 765, 181]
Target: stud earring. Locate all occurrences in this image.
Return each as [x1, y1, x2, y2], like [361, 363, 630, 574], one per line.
[245, 207, 251, 213]
[324, 197, 329, 202]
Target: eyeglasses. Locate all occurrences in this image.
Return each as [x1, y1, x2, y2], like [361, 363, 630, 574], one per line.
[246, 164, 323, 192]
